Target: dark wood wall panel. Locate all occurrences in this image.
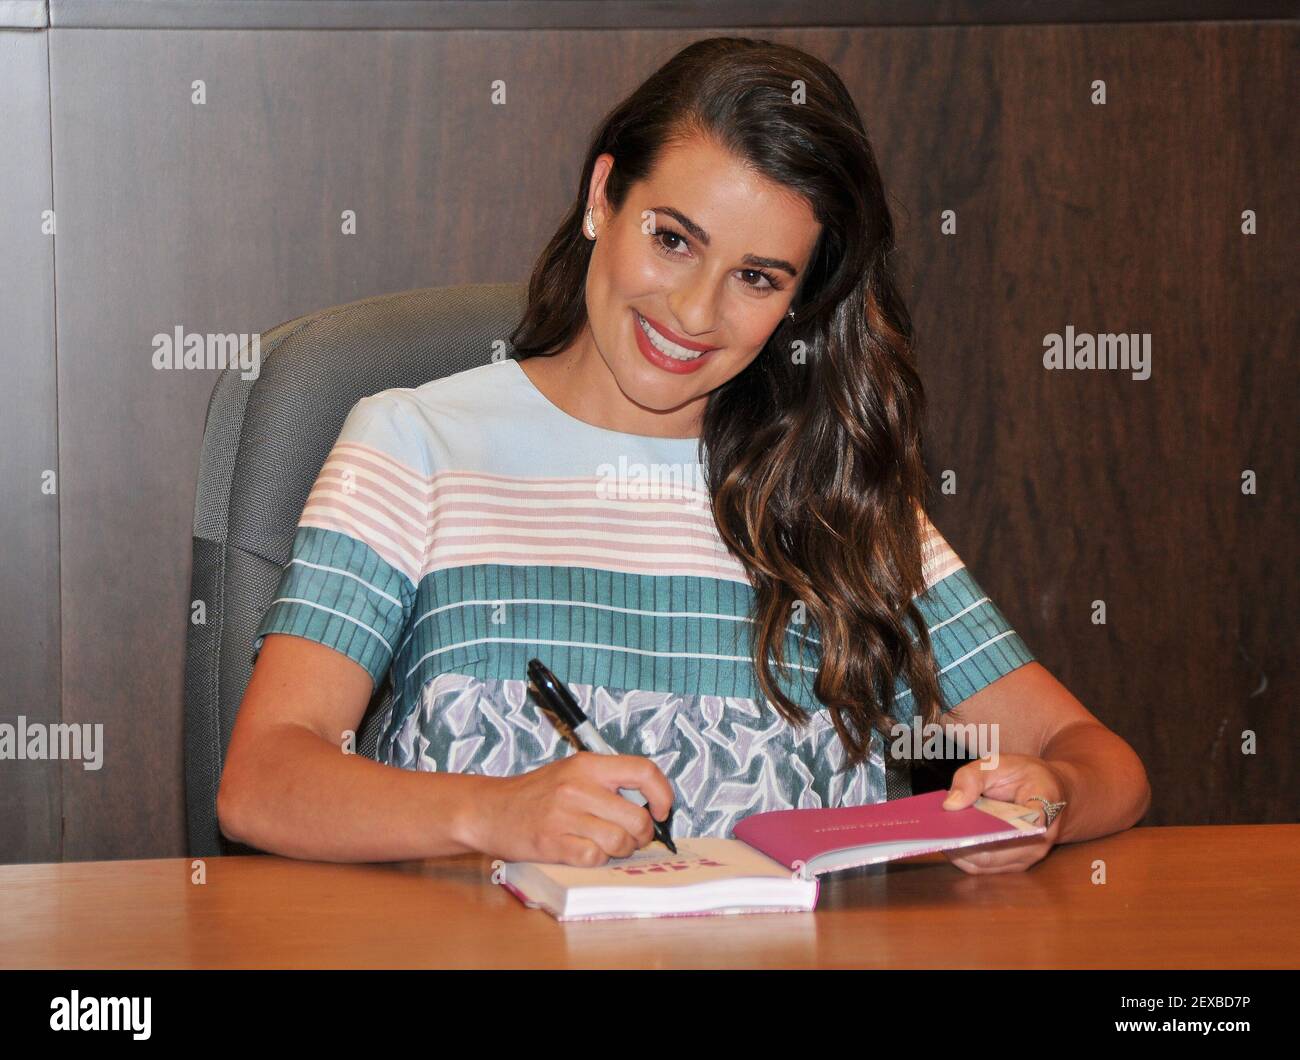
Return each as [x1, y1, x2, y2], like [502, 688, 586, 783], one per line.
[45, 0, 1300, 30]
[13, 14, 1294, 862]
[888, 23, 1297, 826]
[0, 30, 62, 863]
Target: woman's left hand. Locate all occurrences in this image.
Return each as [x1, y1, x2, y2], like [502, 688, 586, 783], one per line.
[940, 753, 1068, 874]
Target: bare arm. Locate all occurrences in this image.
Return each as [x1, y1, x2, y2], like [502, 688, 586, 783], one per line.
[948, 661, 1152, 843]
[216, 632, 489, 862]
[217, 633, 674, 865]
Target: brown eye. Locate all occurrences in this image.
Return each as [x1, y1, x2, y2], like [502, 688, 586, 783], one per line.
[651, 228, 784, 294]
[740, 269, 783, 293]
[653, 229, 689, 255]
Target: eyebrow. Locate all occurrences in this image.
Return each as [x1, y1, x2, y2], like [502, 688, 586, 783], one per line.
[647, 205, 800, 277]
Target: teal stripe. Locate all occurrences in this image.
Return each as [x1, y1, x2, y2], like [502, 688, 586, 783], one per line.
[395, 563, 820, 707]
[891, 566, 1036, 716]
[937, 628, 1034, 708]
[254, 526, 414, 686]
[256, 539, 1033, 717]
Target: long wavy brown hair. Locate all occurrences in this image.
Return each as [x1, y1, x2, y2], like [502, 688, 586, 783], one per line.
[509, 37, 944, 769]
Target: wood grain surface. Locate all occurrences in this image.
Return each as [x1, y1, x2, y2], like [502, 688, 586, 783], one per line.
[2, 825, 1295, 968]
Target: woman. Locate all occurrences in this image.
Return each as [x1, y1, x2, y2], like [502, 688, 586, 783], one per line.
[218, 37, 1150, 872]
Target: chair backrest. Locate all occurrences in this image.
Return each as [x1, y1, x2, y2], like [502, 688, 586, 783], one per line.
[183, 280, 911, 856]
[184, 283, 528, 856]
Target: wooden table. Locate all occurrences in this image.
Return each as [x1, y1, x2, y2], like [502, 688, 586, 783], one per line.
[2, 825, 1296, 968]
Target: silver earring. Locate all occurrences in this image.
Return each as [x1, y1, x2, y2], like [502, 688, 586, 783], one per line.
[585, 207, 596, 240]
[787, 309, 795, 319]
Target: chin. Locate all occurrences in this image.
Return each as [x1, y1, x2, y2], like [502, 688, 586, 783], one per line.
[613, 363, 702, 413]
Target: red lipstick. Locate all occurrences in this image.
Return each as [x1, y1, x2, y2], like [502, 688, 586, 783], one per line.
[631, 309, 719, 375]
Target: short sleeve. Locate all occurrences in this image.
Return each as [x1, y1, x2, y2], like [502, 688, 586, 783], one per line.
[892, 510, 1036, 718]
[253, 391, 429, 688]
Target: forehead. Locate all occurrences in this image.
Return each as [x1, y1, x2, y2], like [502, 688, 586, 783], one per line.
[637, 135, 820, 255]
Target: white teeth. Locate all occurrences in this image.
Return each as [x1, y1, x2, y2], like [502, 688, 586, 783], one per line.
[637, 312, 706, 361]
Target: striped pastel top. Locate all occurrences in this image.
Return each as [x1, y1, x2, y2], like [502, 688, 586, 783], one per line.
[253, 356, 1035, 838]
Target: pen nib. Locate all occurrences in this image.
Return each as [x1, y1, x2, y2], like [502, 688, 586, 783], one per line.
[653, 819, 678, 855]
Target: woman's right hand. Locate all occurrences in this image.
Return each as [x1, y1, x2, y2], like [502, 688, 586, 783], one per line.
[464, 751, 677, 866]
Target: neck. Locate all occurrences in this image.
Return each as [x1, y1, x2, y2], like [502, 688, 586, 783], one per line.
[521, 327, 705, 440]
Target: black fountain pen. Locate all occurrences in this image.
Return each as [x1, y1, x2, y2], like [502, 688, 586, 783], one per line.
[527, 658, 677, 854]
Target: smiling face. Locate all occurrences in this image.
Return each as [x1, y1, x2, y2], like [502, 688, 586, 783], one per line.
[529, 134, 822, 438]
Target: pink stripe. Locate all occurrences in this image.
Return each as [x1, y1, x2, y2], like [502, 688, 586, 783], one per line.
[431, 530, 732, 559]
[431, 516, 718, 537]
[431, 503, 715, 528]
[922, 554, 964, 588]
[312, 468, 425, 529]
[302, 513, 421, 580]
[332, 450, 713, 504]
[305, 485, 424, 544]
[301, 502, 424, 567]
[328, 446, 434, 497]
[430, 466, 708, 493]
[428, 481, 710, 508]
[330, 451, 713, 513]
[428, 467, 704, 484]
[426, 549, 749, 582]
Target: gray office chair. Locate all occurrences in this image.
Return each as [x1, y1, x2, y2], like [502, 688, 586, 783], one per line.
[184, 283, 527, 856]
[183, 282, 912, 858]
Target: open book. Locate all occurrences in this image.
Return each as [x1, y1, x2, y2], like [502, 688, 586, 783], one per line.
[490, 790, 1046, 922]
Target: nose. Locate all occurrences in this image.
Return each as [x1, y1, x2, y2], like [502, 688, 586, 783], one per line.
[666, 282, 721, 340]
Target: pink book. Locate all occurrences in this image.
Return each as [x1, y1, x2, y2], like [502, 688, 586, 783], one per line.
[490, 792, 1044, 922]
[732, 790, 1046, 880]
